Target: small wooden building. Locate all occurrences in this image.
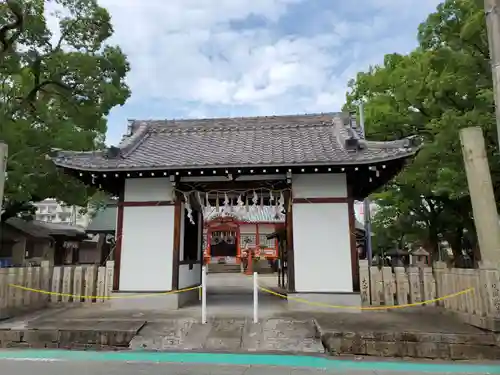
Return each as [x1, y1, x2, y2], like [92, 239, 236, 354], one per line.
[51, 112, 420, 309]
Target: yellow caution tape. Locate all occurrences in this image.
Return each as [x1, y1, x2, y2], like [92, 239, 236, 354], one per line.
[258, 285, 474, 310]
[7, 283, 201, 300]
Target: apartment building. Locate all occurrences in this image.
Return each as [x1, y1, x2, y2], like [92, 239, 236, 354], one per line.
[34, 199, 91, 228]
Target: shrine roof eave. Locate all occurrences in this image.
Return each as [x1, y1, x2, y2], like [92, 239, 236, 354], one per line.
[52, 152, 418, 174]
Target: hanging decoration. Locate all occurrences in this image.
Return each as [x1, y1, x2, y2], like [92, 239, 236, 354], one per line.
[236, 195, 244, 213]
[223, 193, 230, 213]
[278, 192, 285, 214]
[205, 192, 212, 211]
[183, 193, 194, 224]
[173, 187, 291, 224]
[252, 190, 258, 208]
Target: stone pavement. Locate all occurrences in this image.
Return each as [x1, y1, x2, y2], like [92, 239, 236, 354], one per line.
[128, 317, 323, 353]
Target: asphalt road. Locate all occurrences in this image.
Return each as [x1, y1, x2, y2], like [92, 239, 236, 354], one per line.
[1, 351, 499, 375]
[0, 360, 460, 375]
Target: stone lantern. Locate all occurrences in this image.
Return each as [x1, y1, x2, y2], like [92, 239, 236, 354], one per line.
[386, 248, 409, 267]
[411, 247, 429, 267]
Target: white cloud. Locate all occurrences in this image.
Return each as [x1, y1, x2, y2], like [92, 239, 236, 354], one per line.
[82, 0, 442, 143]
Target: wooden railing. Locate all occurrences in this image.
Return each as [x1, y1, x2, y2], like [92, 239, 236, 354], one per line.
[0, 261, 114, 320]
[359, 260, 500, 330]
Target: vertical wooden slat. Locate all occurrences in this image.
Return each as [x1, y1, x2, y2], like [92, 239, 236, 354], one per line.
[84, 265, 97, 303]
[394, 266, 408, 305]
[408, 266, 421, 303]
[105, 261, 114, 298]
[32, 267, 41, 306]
[51, 266, 62, 303]
[15, 268, 24, 308]
[24, 267, 33, 307]
[97, 266, 106, 302]
[381, 267, 394, 306]
[73, 266, 83, 302]
[419, 267, 434, 306]
[433, 261, 446, 306]
[7, 268, 16, 309]
[358, 260, 370, 306]
[61, 266, 74, 303]
[370, 265, 382, 306]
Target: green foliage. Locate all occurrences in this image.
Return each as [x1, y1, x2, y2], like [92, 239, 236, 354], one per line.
[346, 0, 499, 261]
[0, 0, 130, 219]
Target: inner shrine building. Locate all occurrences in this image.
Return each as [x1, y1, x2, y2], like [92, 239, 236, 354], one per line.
[51, 112, 419, 309]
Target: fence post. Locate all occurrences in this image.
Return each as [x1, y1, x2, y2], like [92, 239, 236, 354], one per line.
[253, 271, 258, 323]
[201, 265, 207, 324]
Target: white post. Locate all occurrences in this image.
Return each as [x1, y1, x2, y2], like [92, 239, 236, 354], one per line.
[201, 265, 207, 324]
[253, 271, 258, 323]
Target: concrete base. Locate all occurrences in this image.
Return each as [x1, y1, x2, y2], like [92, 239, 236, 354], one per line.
[108, 288, 200, 311]
[287, 292, 361, 313]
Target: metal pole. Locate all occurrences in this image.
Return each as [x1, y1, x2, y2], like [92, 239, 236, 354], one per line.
[485, 0, 500, 148]
[358, 104, 373, 265]
[201, 265, 207, 324]
[253, 271, 258, 323]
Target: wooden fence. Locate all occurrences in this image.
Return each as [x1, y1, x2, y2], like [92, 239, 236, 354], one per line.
[359, 259, 500, 330]
[0, 261, 114, 320]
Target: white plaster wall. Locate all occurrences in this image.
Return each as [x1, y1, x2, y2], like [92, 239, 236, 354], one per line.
[179, 263, 201, 288]
[293, 203, 351, 292]
[120, 206, 174, 291]
[292, 174, 351, 293]
[292, 174, 347, 199]
[124, 178, 174, 202]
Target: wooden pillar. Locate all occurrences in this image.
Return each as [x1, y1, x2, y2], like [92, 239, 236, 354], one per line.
[348, 194, 359, 292]
[255, 223, 260, 247]
[285, 190, 295, 292]
[171, 193, 182, 290]
[236, 224, 241, 264]
[113, 185, 124, 290]
[460, 127, 500, 266]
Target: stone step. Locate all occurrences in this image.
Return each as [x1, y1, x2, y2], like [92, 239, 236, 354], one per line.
[207, 264, 241, 273]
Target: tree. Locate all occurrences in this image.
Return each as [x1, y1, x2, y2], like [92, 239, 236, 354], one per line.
[345, 0, 498, 263]
[0, 0, 130, 220]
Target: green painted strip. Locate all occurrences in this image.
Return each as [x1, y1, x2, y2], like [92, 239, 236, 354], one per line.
[0, 350, 499, 374]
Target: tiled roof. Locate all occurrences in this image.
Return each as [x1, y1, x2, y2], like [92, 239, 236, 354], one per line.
[52, 113, 420, 172]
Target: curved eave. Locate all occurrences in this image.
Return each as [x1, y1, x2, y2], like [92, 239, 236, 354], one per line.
[51, 148, 419, 173]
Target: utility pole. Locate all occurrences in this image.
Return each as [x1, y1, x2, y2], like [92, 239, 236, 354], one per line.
[485, 0, 500, 148]
[0, 142, 7, 220]
[358, 103, 373, 265]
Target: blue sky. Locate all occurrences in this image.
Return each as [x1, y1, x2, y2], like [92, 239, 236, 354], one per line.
[96, 0, 442, 145]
